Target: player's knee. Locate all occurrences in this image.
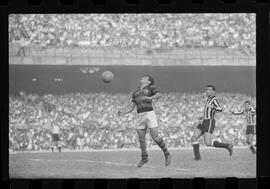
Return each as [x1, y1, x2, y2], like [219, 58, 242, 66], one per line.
[191, 134, 199, 141]
[152, 136, 161, 143]
[191, 137, 196, 143]
[205, 141, 212, 146]
[204, 138, 212, 146]
[138, 136, 146, 143]
[192, 130, 201, 140]
[150, 130, 160, 143]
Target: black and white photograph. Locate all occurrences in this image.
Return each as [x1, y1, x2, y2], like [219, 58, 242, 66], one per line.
[9, 13, 256, 178]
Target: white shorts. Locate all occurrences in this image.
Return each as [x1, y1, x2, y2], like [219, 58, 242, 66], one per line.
[136, 110, 158, 129]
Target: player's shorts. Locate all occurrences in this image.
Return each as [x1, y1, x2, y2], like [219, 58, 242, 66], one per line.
[52, 134, 60, 142]
[197, 119, 216, 135]
[246, 125, 255, 135]
[136, 110, 158, 129]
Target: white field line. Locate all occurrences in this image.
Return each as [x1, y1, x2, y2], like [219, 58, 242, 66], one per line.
[10, 146, 247, 154]
[28, 158, 193, 172]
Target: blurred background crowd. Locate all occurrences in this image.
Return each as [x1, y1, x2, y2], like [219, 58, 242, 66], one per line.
[9, 92, 256, 152]
[9, 14, 255, 55]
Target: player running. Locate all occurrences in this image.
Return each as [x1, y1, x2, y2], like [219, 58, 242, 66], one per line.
[230, 101, 256, 154]
[191, 85, 233, 160]
[117, 75, 172, 168]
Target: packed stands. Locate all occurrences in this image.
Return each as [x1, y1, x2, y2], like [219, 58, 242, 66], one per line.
[9, 14, 255, 55]
[9, 92, 256, 151]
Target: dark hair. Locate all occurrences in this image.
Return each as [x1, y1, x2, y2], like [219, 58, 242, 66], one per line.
[146, 75, 155, 85]
[245, 101, 251, 104]
[206, 85, 216, 91]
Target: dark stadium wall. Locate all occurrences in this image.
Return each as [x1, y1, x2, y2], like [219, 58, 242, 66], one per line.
[9, 65, 256, 96]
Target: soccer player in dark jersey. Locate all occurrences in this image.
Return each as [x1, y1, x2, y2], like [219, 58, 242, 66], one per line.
[230, 101, 256, 154]
[117, 75, 172, 168]
[191, 85, 233, 160]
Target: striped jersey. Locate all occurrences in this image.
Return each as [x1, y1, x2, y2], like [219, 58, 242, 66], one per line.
[132, 85, 159, 113]
[233, 108, 256, 125]
[203, 95, 222, 119]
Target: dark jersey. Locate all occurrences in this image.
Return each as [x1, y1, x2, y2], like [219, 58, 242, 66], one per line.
[132, 85, 159, 113]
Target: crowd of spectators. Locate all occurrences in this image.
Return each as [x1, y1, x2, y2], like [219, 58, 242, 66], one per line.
[9, 92, 256, 152]
[9, 14, 255, 55]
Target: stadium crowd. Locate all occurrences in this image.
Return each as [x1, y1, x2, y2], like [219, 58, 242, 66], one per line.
[9, 92, 256, 151]
[9, 14, 255, 55]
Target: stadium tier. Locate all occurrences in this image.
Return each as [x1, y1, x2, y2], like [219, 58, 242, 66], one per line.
[9, 14, 255, 55]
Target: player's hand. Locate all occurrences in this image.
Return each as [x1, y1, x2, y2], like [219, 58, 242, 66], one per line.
[198, 117, 203, 123]
[117, 110, 124, 116]
[206, 104, 213, 108]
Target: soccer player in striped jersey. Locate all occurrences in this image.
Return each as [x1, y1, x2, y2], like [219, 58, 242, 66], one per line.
[230, 101, 256, 154]
[117, 75, 172, 168]
[191, 85, 233, 160]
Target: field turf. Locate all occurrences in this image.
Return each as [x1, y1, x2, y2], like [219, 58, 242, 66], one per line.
[9, 147, 256, 178]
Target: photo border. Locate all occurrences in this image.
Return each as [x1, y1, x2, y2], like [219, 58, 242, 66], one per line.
[1, 0, 270, 189]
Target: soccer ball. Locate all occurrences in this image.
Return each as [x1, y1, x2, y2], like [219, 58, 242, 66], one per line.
[102, 71, 114, 83]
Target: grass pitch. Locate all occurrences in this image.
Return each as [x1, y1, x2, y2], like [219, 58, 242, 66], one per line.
[9, 147, 256, 178]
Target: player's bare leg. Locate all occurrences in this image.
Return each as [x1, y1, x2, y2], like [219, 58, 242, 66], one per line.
[247, 134, 256, 154]
[57, 141, 61, 152]
[51, 141, 55, 152]
[191, 128, 202, 160]
[136, 127, 148, 168]
[204, 132, 233, 156]
[149, 127, 172, 166]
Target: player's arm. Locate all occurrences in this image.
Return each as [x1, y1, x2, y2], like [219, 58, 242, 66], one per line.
[195, 116, 203, 126]
[117, 102, 135, 116]
[144, 87, 162, 100]
[211, 99, 222, 112]
[148, 92, 162, 100]
[231, 109, 244, 115]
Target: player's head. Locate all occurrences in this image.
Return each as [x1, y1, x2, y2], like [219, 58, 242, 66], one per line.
[244, 101, 251, 109]
[140, 75, 154, 86]
[206, 85, 216, 96]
